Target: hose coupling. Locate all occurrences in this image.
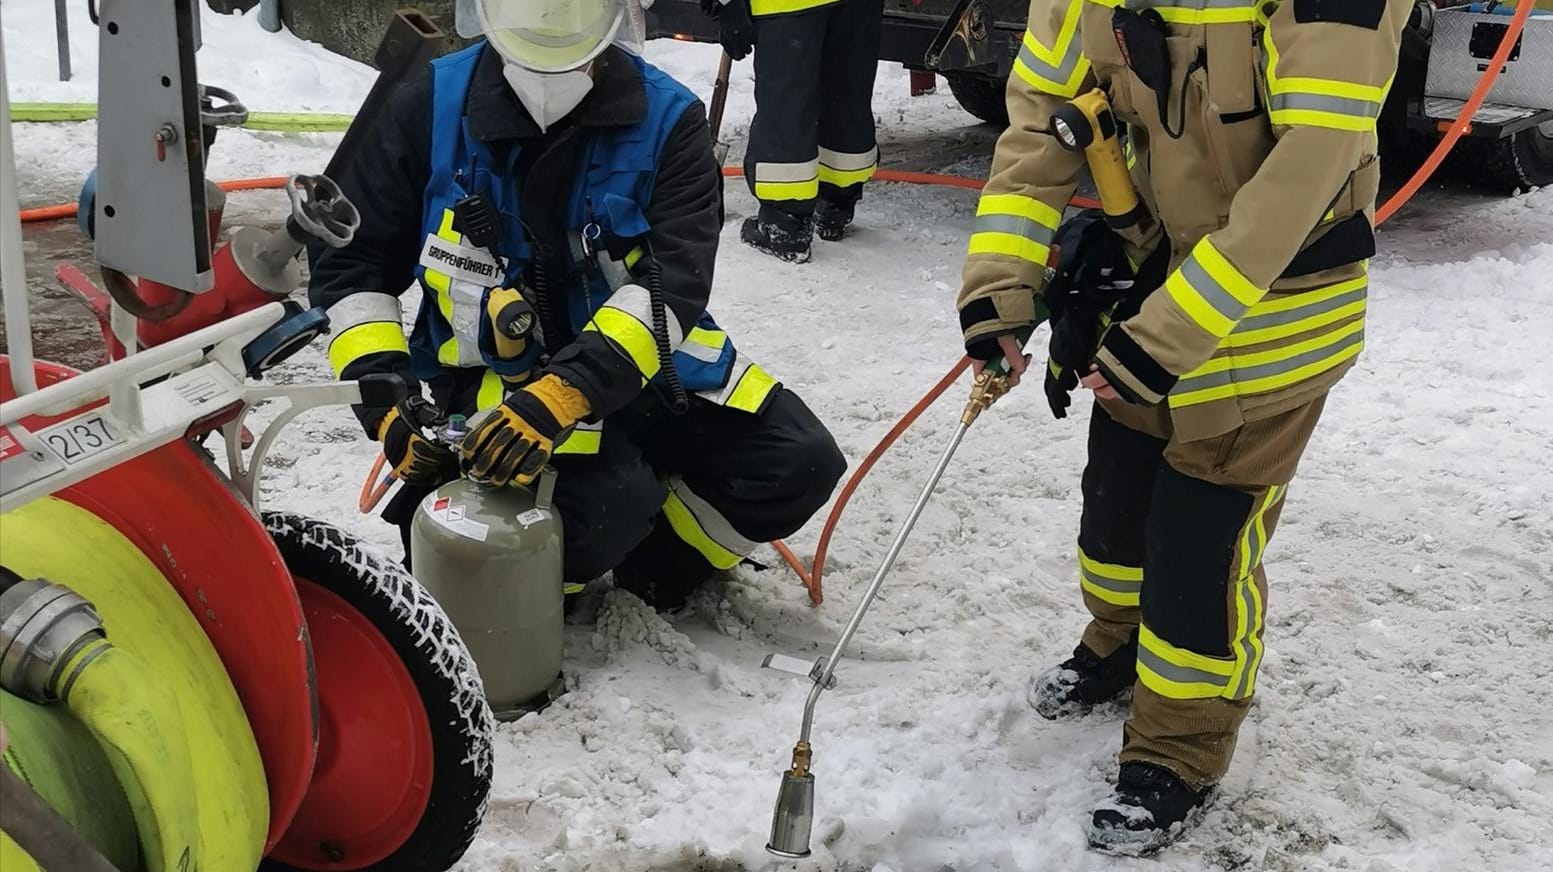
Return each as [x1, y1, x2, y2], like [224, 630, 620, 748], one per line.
[0, 579, 107, 703]
[961, 370, 1011, 426]
[787, 741, 813, 778]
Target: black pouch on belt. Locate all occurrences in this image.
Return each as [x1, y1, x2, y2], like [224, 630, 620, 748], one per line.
[1112, 8, 1177, 135]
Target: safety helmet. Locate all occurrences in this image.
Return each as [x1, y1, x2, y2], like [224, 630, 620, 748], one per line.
[456, 0, 648, 73]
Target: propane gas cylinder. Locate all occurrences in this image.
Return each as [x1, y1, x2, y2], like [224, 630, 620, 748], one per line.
[409, 467, 564, 720]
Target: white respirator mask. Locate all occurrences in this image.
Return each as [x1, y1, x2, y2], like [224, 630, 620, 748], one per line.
[502, 65, 596, 133]
[458, 0, 651, 131]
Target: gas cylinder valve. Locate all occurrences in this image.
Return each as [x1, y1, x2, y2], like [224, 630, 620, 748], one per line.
[0, 578, 107, 704]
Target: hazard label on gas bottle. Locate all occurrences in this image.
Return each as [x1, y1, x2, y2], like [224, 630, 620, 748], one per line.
[425, 492, 489, 542]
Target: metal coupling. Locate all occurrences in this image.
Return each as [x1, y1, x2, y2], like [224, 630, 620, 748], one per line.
[960, 370, 1012, 426]
[0, 579, 107, 703]
[788, 741, 813, 778]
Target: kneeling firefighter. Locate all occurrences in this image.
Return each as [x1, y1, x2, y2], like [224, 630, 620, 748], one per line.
[310, 0, 846, 609]
[955, 0, 1411, 854]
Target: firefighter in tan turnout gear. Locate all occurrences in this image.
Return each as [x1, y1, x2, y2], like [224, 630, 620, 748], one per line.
[955, 0, 1410, 854]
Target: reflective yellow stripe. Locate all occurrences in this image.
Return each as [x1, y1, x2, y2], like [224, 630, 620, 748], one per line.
[1013, 1, 1091, 97]
[1226, 277, 1367, 348]
[977, 193, 1063, 227]
[662, 492, 743, 570]
[755, 179, 820, 201]
[687, 327, 726, 348]
[327, 322, 409, 377]
[726, 362, 778, 413]
[818, 146, 878, 188]
[968, 193, 1062, 266]
[554, 422, 602, 455]
[1136, 623, 1235, 700]
[1226, 486, 1283, 700]
[583, 308, 660, 383]
[475, 370, 505, 412]
[426, 209, 465, 367]
[1170, 319, 1365, 406]
[749, 0, 838, 14]
[1164, 236, 1267, 338]
[1262, 26, 1392, 132]
[1078, 548, 1141, 608]
[753, 159, 820, 202]
[818, 164, 877, 188]
[1085, 0, 1258, 23]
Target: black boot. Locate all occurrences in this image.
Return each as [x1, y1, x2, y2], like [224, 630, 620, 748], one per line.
[1088, 761, 1214, 856]
[1028, 633, 1137, 720]
[814, 198, 855, 241]
[741, 210, 813, 263]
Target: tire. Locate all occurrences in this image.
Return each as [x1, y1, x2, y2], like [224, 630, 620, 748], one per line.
[1460, 122, 1553, 193]
[945, 71, 1010, 127]
[261, 513, 494, 872]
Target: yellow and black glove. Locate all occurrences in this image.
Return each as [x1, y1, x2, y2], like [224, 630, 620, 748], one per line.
[460, 374, 591, 488]
[377, 397, 458, 485]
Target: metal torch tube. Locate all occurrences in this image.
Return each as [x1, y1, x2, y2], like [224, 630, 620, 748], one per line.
[798, 420, 972, 743]
[0, 32, 41, 397]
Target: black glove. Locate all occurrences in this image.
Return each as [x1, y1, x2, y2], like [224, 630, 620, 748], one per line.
[1041, 213, 1140, 418]
[711, 0, 755, 61]
[377, 396, 458, 485]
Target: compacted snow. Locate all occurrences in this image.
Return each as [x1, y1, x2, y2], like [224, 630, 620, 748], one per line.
[5, 2, 1551, 870]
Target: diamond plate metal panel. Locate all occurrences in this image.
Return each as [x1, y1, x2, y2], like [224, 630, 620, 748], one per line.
[1424, 96, 1544, 125]
[1426, 9, 1553, 112]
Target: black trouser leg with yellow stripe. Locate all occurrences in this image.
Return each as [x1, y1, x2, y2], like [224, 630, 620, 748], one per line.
[745, 0, 879, 230]
[1077, 397, 1327, 788]
[601, 387, 845, 609]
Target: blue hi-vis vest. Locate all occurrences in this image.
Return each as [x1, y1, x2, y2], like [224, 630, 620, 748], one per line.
[409, 43, 749, 408]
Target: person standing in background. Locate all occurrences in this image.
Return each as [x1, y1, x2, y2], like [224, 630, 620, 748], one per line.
[703, 0, 882, 262]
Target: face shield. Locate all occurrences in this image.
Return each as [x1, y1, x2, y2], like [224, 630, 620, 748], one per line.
[456, 0, 648, 73]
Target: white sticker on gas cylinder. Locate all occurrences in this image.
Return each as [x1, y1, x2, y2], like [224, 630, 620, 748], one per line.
[426, 494, 489, 542]
[419, 235, 505, 286]
[516, 508, 546, 528]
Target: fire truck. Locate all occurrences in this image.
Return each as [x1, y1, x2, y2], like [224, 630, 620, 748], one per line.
[648, 0, 1553, 192]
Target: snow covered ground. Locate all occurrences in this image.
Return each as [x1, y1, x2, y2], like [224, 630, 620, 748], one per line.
[5, 2, 1552, 870]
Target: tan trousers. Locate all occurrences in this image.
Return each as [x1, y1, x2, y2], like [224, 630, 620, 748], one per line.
[1075, 394, 1327, 788]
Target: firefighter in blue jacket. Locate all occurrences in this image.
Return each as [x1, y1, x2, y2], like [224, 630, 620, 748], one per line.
[310, 0, 845, 609]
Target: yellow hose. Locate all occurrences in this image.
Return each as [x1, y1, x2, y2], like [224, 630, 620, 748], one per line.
[62, 638, 200, 871]
[0, 497, 268, 870]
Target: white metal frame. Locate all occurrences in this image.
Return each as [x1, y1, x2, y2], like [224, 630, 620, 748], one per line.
[0, 21, 359, 516]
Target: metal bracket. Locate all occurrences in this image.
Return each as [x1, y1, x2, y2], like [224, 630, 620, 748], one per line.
[93, 0, 213, 293]
[222, 380, 363, 511]
[761, 653, 838, 690]
[0, 304, 286, 514]
[925, 0, 994, 73]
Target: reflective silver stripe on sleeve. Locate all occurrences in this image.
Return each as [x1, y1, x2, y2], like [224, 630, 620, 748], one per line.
[601, 283, 685, 349]
[327, 292, 402, 330]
